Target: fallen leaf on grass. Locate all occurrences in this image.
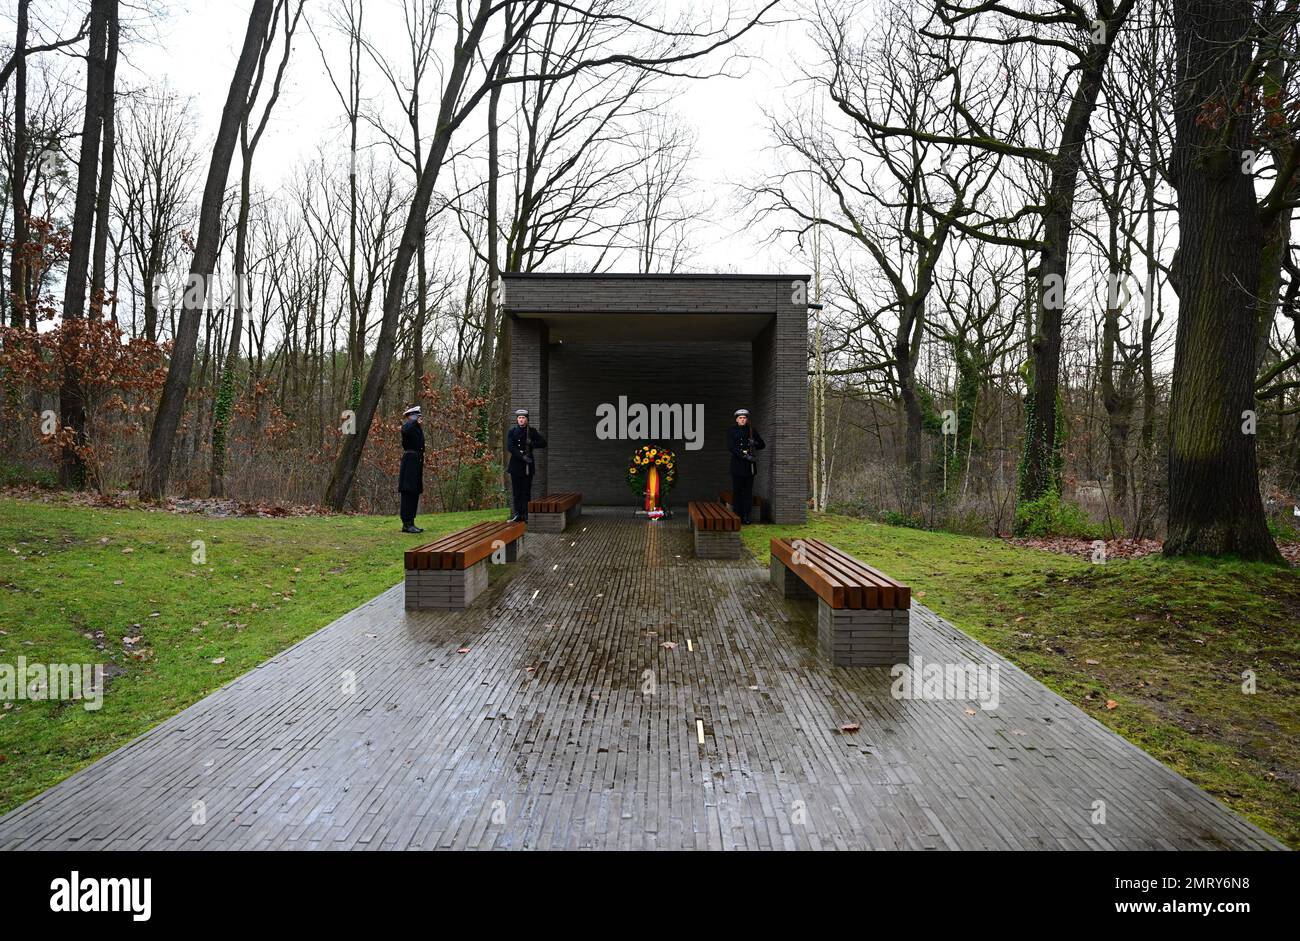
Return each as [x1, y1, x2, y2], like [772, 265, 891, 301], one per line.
[210, 657, 226, 665]
[1105, 699, 1118, 710]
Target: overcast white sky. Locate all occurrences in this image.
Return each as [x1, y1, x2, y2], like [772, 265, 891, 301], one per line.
[120, 0, 820, 275]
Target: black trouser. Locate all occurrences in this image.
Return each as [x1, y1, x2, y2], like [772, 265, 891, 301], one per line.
[731, 472, 755, 523]
[511, 471, 533, 520]
[399, 491, 419, 527]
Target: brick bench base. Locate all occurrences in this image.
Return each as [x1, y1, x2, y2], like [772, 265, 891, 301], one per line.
[770, 555, 816, 599]
[528, 503, 581, 534]
[816, 602, 909, 666]
[404, 536, 525, 610]
[771, 556, 909, 665]
[694, 528, 741, 559]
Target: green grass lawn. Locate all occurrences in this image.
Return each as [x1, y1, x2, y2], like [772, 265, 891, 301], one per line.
[743, 515, 1300, 848]
[1, 498, 1297, 848]
[0, 498, 499, 815]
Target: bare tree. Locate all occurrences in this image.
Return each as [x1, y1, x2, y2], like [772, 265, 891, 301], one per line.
[322, 0, 780, 509]
[211, 0, 305, 497]
[626, 113, 705, 273]
[1164, 0, 1284, 561]
[59, 0, 116, 487]
[89, 0, 118, 315]
[140, 0, 276, 500]
[112, 90, 201, 342]
[754, 0, 1007, 508]
[895, 0, 1139, 506]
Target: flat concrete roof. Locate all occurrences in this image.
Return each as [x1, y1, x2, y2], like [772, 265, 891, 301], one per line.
[502, 272, 812, 280]
[502, 272, 811, 340]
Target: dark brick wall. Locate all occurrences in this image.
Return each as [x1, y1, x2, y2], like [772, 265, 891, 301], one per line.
[509, 318, 549, 494]
[544, 340, 752, 505]
[766, 279, 809, 524]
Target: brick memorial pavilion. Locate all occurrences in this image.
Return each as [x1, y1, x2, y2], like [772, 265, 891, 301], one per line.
[504, 272, 810, 522]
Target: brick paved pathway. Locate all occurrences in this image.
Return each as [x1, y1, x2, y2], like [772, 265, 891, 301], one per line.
[0, 510, 1282, 849]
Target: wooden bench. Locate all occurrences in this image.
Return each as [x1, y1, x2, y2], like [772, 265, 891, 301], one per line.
[770, 537, 910, 666]
[404, 520, 525, 610]
[688, 501, 742, 558]
[527, 491, 582, 533]
[719, 489, 763, 518]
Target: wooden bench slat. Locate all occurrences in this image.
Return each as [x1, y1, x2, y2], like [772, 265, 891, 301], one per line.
[797, 538, 907, 606]
[688, 501, 739, 532]
[527, 491, 581, 514]
[771, 537, 910, 610]
[406, 520, 524, 571]
[805, 539, 909, 608]
[772, 538, 845, 607]
[405, 521, 498, 570]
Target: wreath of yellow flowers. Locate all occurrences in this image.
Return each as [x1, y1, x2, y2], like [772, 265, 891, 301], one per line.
[626, 443, 677, 497]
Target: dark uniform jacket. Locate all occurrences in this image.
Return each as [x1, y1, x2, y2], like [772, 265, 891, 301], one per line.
[727, 423, 766, 477]
[399, 417, 425, 494]
[507, 424, 547, 476]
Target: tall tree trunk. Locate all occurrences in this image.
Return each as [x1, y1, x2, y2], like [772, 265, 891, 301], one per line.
[325, 0, 494, 510]
[59, 0, 111, 488]
[1165, 0, 1282, 562]
[140, 0, 274, 500]
[479, 10, 512, 471]
[411, 66, 427, 404]
[1020, 58, 1108, 502]
[9, 0, 29, 329]
[1099, 287, 1133, 527]
[346, 7, 362, 414]
[210, 161, 251, 498]
[897, 354, 923, 511]
[210, 0, 302, 497]
[1019, 5, 1137, 502]
[89, 1, 119, 316]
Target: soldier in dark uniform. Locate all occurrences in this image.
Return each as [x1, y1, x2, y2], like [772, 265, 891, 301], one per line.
[506, 408, 546, 523]
[399, 405, 425, 533]
[727, 407, 765, 524]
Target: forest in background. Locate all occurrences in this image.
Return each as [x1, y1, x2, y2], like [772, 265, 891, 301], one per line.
[2, 0, 1299, 560]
